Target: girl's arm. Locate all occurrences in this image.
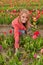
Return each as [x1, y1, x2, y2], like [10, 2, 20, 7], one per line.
[14, 24, 19, 48]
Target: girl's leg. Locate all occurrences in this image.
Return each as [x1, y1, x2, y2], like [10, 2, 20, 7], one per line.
[19, 30, 25, 35]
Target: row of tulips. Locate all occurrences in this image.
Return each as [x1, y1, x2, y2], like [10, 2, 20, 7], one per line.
[0, 9, 43, 24]
[0, 9, 43, 13]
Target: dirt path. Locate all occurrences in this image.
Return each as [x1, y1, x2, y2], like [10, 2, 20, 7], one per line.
[0, 25, 43, 37]
[0, 25, 14, 35]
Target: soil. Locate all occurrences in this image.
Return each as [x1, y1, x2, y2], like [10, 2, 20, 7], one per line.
[0, 24, 43, 37]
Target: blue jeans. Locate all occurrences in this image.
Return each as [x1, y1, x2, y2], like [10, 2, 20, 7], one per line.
[19, 30, 25, 35]
[19, 28, 31, 35]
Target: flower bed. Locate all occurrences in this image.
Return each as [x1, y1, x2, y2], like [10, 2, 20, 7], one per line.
[0, 24, 14, 36]
[0, 28, 43, 65]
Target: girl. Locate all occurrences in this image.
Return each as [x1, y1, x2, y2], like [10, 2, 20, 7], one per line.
[12, 9, 33, 55]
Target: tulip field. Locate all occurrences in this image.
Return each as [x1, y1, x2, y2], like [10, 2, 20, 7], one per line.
[0, 30, 43, 65]
[0, 0, 43, 65]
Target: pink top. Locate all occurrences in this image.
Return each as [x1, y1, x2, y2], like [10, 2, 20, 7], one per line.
[12, 16, 31, 48]
[12, 17, 26, 48]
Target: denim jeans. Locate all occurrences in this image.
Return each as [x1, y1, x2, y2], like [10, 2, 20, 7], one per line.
[19, 30, 25, 35]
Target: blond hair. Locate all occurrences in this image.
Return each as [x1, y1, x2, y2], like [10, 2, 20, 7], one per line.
[19, 9, 29, 15]
[19, 9, 31, 30]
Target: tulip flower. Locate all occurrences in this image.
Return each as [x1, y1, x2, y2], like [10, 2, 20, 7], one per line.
[9, 29, 12, 34]
[32, 31, 40, 39]
[29, 10, 32, 14]
[32, 35, 37, 39]
[41, 10, 43, 14]
[34, 31, 40, 36]
[12, 10, 16, 13]
[3, 32, 7, 36]
[37, 10, 40, 14]
[36, 14, 40, 19]
[33, 17, 37, 22]
[40, 48, 43, 54]
[36, 10, 40, 19]
[34, 53, 37, 58]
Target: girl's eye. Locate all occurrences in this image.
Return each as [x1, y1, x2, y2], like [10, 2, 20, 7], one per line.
[22, 16, 28, 19]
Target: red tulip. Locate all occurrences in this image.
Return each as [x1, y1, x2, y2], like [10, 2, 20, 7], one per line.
[36, 10, 40, 19]
[3, 32, 7, 36]
[32, 31, 40, 39]
[37, 10, 40, 14]
[34, 31, 40, 36]
[29, 10, 32, 14]
[12, 10, 16, 13]
[32, 35, 37, 39]
[36, 14, 40, 19]
[9, 29, 12, 34]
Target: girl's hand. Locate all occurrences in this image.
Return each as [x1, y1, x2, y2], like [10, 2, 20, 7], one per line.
[15, 48, 19, 55]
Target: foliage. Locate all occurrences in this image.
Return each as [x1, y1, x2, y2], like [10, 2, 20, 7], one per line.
[0, 24, 43, 65]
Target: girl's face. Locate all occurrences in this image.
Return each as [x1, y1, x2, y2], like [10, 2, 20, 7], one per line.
[20, 13, 28, 23]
